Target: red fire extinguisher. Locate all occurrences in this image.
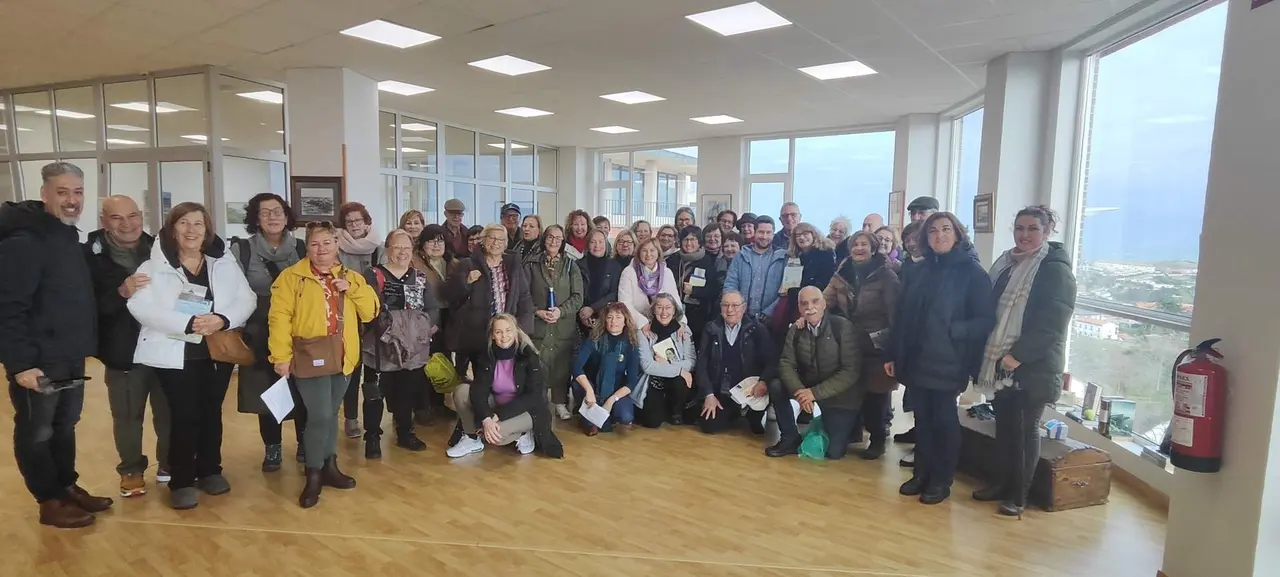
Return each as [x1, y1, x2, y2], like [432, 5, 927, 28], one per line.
[1169, 338, 1227, 473]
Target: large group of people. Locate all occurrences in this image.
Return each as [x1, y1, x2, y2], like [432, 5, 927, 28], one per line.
[0, 161, 1077, 528]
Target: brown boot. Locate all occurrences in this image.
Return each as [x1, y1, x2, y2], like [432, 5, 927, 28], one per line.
[39, 499, 94, 528]
[320, 456, 356, 490]
[65, 485, 113, 513]
[299, 468, 322, 509]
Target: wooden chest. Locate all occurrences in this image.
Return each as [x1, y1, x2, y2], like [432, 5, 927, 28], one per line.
[958, 410, 1112, 511]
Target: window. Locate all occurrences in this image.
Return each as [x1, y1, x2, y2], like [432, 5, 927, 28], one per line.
[511, 142, 534, 185]
[155, 74, 209, 148]
[0, 162, 13, 203]
[218, 76, 284, 153]
[595, 147, 697, 226]
[478, 133, 505, 182]
[380, 112, 397, 169]
[0, 98, 9, 155]
[445, 126, 475, 178]
[749, 138, 788, 174]
[536, 146, 557, 188]
[13, 91, 54, 153]
[952, 108, 983, 229]
[750, 182, 784, 218]
[104, 81, 152, 149]
[223, 157, 286, 237]
[400, 116, 436, 173]
[792, 131, 895, 233]
[54, 86, 96, 153]
[1067, 2, 1227, 446]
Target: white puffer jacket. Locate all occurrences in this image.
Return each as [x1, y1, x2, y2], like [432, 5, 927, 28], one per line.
[128, 237, 256, 370]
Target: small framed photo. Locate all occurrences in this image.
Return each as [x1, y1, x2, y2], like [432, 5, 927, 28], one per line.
[887, 190, 905, 230]
[701, 194, 732, 224]
[973, 193, 994, 233]
[290, 176, 344, 223]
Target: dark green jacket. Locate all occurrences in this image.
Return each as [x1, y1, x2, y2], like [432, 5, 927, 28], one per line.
[995, 242, 1076, 400]
[779, 314, 862, 410]
[524, 254, 583, 343]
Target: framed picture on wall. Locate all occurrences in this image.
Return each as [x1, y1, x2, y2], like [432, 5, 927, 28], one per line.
[973, 193, 994, 233]
[887, 190, 905, 231]
[291, 176, 344, 223]
[701, 194, 732, 224]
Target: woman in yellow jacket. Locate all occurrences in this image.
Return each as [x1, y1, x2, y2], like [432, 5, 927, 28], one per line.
[269, 221, 379, 509]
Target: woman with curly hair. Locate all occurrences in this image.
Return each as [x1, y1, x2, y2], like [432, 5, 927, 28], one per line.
[571, 302, 641, 435]
[563, 209, 591, 259]
[782, 221, 837, 323]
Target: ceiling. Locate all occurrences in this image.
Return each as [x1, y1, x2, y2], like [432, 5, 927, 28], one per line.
[0, 0, 1136, 148]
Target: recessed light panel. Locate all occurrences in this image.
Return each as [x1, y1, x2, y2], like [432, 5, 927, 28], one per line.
[686, 2, 791, 36]
[591, 126, 638, 134]
[378, 80, 434, 96]
[111, 101, 196, 113]
[34, 109, 95, 119]
[798, 60, 877, 80]
[469, 55, 551, 76]
[237, 91, 283, 104]
[341, 20, 439, 49]
[401, 136, 434, 143]
[690, 115, 743, 125]
[495, 107, 553, 118]
[401, 123, 436, 132]
[600, 91, 665, 105]
[107, 124, 149, 132]
[399, 147, 427, 153]
[106, 138, 146, 145]
[486, 143, 530, 149]
[181, 135, 230, 142]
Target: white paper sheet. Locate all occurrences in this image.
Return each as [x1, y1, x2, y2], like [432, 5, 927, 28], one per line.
[729, 376, 770, 412]
[578, 401, 611, 428]
[260, 377, 295, 424]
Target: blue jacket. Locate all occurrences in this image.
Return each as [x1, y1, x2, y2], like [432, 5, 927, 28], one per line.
[572, 333, 640, 398]
[723, 246, 787, 318]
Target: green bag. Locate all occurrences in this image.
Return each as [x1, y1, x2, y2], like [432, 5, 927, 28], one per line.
[799, 415, 828, 461]
[425, 353, 462, 394]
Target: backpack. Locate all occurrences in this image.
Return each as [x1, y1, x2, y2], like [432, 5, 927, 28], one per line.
[233, 236, 306, 279]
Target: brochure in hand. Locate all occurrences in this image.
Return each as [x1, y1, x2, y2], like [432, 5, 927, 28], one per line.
[169, 288, 212, 344]
[730, 376, 769, 412]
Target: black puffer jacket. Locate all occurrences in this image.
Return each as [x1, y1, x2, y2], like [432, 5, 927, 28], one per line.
[470, 343, 563, 458]
[695, 317, 777, 398]
[84, 229, 155, 371]
[0, 201, 97, 375]
[888, 244, 994, 392]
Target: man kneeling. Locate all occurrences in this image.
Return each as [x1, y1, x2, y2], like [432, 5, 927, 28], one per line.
[766, 286, 862, 458]
[695, 291, 777, 434]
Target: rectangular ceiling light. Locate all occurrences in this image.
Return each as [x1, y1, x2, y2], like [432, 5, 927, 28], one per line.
[34, 109, 95, 119]
[469, 55, 551, 76]
[400, 123, 436, 132]
[181, 134, 230, 142]
[690, 115, 743, 125]
[401, 136, 434, 143]
[237, 91, 283, 104]
[0, 124, 33, 132]
[111, 101, 196, 113]
[590, 126, 638, 134]
[107, 124, 149, 132]
[341, 20, 439, 49]
[486, 143, 529, 149]
[600, 91, 665, 105]
[799, 60, 878, 80]
[495, 107, 553, 118]
[686, 2, 791, 36]
[399, 147, 427, 153]
[378, 80, 434, 96]
[106, 138, 146, 145]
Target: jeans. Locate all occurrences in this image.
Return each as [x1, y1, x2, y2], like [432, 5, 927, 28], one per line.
[818, 408, 863, 460]
[450, 383, 534, 444]
[9, 360, 85, 503]
[911, 388, 962, 489]
[572, 381, 635, 432]
[992, 385, 1057, 504]
[698, 392, 767, 435]
[379, 369, 427, 437]
[104, 365, 171, 474]
[297, 373, 349, 470]
[155, 360, 233, 490]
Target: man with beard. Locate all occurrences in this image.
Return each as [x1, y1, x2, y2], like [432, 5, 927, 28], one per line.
[0, 162, 113, 527]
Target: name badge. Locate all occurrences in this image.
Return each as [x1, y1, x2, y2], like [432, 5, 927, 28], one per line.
[617, 354, 625, 363]
[312, 359, 325, 367]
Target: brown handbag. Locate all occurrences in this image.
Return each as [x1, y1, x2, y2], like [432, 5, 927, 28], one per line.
[291, 289, 346, 379]
[206, 328, 256, 366]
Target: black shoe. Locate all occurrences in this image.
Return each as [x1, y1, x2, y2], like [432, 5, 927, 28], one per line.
[320, 456, 356, 490]
[893, 427, 917, 443]
[898, 450, 915, 468]
[972, 484, 1008, 502]
[396, 433, 427, 452]
[262, 443, 283, 472]
[765, 437, 801, 458]
[899, 477, 926, 496]
[365, 438, 382, 460]
[668, 415, 684, 426]
[299, 468, 322, 509]
[859, 441, 886, 460]
[997, 500, 1025, 516]
[920, 485, 951, 505]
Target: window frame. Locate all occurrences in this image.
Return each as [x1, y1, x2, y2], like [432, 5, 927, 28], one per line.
[743, 124, 897, 220]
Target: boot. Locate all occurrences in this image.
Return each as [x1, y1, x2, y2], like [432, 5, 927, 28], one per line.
[972, 483, 1008, 502]
[395, 428, 427, 452]
[321, 456, 356, 489]
[299, 468, 322, 509]
[65, 485, 113, 513]
[365, 436, 382, 459]
[920, 485, 951, 505]
[764, 436, 801, 458]
[899, 476, 926, 496]
[39, 499, 94, 528]
[262, 443, 283, 472]
[859, 440, 886, 460]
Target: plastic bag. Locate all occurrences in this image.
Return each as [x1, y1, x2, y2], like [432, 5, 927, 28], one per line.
[425, 353, 461, 394]
[799, 415, 828, 461]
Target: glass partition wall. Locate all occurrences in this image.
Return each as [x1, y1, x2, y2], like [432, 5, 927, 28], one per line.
[0, 66, 288, 239]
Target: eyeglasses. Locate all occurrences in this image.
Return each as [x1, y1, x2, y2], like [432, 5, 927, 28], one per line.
[344, 218, 367, 227]
[425, 238, 445, 245]
[485, 236, 507, 243]
[722, 302, 746, 310]
[259, 208, 286, 218]
[545, 235, 564, 242]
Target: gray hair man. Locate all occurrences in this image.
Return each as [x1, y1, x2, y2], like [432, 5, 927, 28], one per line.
[0, 161, 114, 528]
[694, 290, 779, 435]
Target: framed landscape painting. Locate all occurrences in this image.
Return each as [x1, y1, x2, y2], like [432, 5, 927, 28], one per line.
[291, 176, 344, 223]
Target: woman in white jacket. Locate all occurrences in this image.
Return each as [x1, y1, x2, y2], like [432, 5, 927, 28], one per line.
[616, 238, 681, 330]
[128, 203, 255, 511]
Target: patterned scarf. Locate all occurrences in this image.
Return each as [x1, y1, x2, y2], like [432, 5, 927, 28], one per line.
[977, 242, 1051, 393]
[634, 259, 665, 298]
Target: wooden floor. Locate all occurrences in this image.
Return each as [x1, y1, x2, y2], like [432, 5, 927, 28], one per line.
[0, 361, 1167, 577]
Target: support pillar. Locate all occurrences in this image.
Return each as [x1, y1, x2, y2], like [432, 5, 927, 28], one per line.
[892, 113, 941, 225]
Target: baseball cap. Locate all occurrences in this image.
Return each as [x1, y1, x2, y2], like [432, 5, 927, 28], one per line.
[444, 199, 466, 213]
[907, 196, 940, 212]
[501, 202, 522, 216]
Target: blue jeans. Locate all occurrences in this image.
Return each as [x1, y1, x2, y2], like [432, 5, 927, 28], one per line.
[911, 388, 962, 489]
[573, 382, 634, 432]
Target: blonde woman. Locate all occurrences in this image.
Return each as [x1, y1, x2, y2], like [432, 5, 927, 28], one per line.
[612, 229, 638, 268]
[782, 222, 837, 323]
[571, 302, 641, 435]
[268, 221, 380, 509]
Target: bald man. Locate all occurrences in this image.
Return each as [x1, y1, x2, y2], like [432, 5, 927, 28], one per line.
[84, 195, 171, 498]
[862, 213, 884, 233]
[765, 286, 864, 459]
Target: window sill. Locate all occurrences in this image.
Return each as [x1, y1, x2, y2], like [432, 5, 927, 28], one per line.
[1043, 406, 1174, 499]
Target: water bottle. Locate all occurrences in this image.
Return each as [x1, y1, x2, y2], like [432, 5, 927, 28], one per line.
[548, 286, 557, 308]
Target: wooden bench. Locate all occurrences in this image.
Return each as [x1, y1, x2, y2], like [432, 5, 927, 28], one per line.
[958, 409, 1112, 511]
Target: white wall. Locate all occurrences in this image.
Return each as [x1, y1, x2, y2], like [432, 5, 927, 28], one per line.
[694, 136, 744, 212]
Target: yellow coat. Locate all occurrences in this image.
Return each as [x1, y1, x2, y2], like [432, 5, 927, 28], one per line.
[268, 258, 380, 375]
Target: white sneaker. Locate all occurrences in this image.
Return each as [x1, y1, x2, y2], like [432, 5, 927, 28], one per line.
[554, 404, 572, 420]
[446, 435, 485, 458]
[515, 431, 535, 455]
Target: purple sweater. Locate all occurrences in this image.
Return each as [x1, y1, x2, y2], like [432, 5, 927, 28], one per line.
[492, 359, 517, 405]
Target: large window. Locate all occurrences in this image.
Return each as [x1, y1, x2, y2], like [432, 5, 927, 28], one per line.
[746, 131, 896, 230]
[952, 108, 983, 229]
[596, 147, 698, 230]
[1067, 2, 1227, 446]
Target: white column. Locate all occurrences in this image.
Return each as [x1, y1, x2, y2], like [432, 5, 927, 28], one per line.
[972, 52, 1053, 266]
[892, 113, 941, 222]
[1163, 2, 1280, 576]
[284, 67, 382, 228]
[696, 136, 745, 212]
[643, 159, 658, 221]
[558, 145, 590, 215]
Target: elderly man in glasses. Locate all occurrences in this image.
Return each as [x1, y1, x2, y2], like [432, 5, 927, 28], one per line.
[694, 290, 778, 437]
